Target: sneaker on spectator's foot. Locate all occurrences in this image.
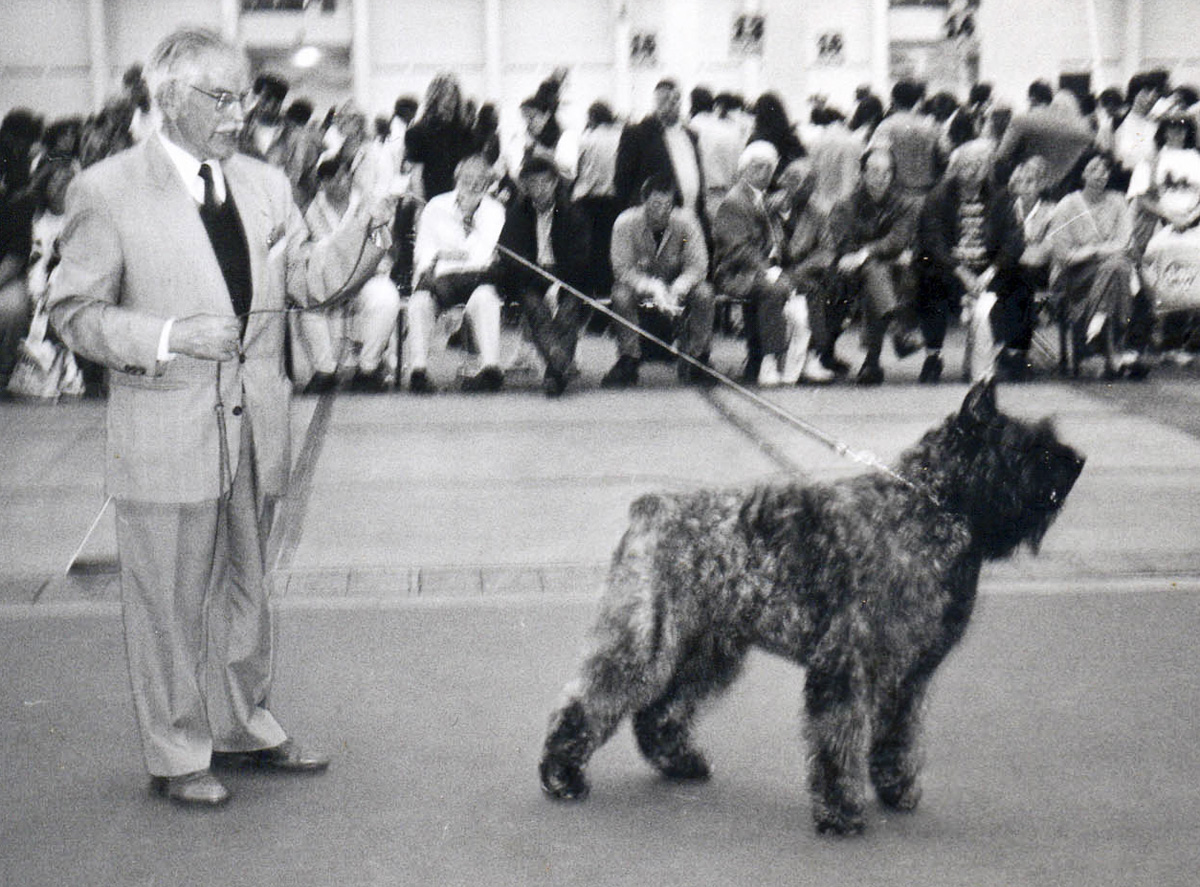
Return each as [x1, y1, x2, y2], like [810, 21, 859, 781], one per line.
[799, 357, 836, 384]
[919, 353, 943, 384]
[856, 361, 884, 386]
[408, 368, 437, 394]
[601, 355, 640, 389]
[461, 365, 504, 392]
[757, 359, 782, 387]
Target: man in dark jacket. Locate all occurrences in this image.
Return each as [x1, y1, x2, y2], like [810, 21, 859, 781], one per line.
[497, 156, 591, 396]
[827, 147, 922, 385]
[613, 79, 705, 224]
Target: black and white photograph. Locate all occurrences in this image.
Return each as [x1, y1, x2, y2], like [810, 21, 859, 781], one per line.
[2, 1, 1199, 884]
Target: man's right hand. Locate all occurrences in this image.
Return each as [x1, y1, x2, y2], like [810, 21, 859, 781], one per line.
[168, 314, 241, 361]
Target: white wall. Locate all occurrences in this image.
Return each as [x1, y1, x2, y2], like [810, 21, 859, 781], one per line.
[4, 0, 1200, 124]
[0, 0, 92, 116]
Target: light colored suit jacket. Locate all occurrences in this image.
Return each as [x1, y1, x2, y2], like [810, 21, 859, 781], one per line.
[610, 205, 708, 294]
[48, 134, 386, 503]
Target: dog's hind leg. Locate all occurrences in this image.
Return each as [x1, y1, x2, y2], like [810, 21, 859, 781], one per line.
[632, 634, 746, 782]
[541, 559, 684, 799]
[869, 674, 930, 812]
[803, 640, 871, 836]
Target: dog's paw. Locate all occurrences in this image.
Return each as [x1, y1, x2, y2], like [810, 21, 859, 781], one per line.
[540, 758, 590, 801]
[654, 750, 712, 782]
[876, 780, 922, 812]
[813, 806, 866, 837]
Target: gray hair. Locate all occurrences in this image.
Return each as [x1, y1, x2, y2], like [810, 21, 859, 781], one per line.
[145, 27, 240, 107]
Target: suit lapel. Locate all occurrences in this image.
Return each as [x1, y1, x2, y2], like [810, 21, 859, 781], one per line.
[143, 136, 233, 318]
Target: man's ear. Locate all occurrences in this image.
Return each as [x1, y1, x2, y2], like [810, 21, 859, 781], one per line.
[156, 80, 183, 121]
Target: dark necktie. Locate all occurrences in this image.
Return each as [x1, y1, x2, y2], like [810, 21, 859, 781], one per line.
[198, 161, 219, 211]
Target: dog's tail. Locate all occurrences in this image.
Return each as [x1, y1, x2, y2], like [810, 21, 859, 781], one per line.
[592, 493, 678, 680]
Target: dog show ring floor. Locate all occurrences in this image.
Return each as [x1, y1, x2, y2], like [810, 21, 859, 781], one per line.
[2, 327, 1199, 886]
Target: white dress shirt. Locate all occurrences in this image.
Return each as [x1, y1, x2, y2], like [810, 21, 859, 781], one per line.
[413, 190, 506, 281]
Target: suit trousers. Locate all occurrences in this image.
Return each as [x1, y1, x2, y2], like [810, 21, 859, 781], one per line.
[116, 417, 286, 777]
[610, 279, 715, 360]
[516, 280, 585, 375]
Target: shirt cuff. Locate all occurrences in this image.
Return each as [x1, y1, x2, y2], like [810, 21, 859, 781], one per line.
[157, 318, 176, 362]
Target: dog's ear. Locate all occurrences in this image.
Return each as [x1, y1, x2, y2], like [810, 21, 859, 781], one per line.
[960, 377, 998, 423]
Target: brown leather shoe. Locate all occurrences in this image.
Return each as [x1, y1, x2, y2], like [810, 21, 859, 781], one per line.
[151, 769, 230, 807]
[212, 739, 330, 773]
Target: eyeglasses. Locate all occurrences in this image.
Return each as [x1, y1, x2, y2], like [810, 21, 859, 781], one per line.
[190, 85, 254, 114]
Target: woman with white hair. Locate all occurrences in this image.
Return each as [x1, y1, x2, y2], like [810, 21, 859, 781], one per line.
[713, 141, 819, 386]
[914, 139, 1025, 382]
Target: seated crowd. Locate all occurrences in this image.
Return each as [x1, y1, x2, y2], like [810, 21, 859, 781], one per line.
[4, 64, 1200, 400]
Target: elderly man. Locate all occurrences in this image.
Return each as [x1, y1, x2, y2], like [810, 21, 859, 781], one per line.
[602, 173, 715, 388]
[713, 141, 816, 386]
[773, 159, 838, 381]
[47, 28, 395, 806]
[827, 147, 922, 385]
[497, 156, 591, 396]
[406, 154, 507, 393]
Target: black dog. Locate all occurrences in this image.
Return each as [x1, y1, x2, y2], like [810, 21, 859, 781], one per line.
[540, 379, 1085, 834]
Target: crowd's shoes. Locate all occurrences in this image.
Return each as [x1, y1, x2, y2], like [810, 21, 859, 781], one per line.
[150, 769, 230, 808]
[995, 348, 1034, 383]
[302, 371, 339, 395]
[543, 367, 568, 398]
[461, 365, 504, 392]
[798, 356, 836, 384]
[601, 355, 640, 389]
[1109, 350, 1152, 381]
[919, 353, 944, 384]
[408, 368, 437, 394]
[892, 328, 923, 359]
[856, 361, 884, 386]
[350, 366, 390, 393]
[819, 352, 852, 376]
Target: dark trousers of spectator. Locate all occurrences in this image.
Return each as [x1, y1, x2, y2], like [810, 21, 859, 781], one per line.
[610, 279, 716, 360]
[915, 268, 965, 351]
[0, 275, 32, 383]
[839, 258, 911, 366]
[575, 195, 620, 296]
[990, 265, 1043, 353]
[741, 275, 792, 370]
[518, 277, 586, 375]
[390, 197, 420, 296]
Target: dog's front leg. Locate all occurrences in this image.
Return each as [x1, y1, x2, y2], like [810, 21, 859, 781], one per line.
[803, 650, 870, 836]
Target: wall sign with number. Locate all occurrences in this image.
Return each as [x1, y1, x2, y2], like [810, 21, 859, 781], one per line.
[816, 31, 844, 65]
[631, 32, 659, 68]
[731, 14, 765, 57]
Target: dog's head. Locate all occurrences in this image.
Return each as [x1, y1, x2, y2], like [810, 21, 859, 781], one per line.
[909, 379, 1086, 558]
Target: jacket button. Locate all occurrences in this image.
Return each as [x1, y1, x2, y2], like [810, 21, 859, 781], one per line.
[232, 406, 243, 416]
